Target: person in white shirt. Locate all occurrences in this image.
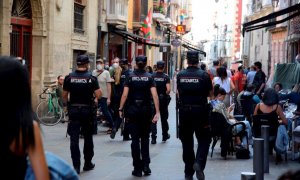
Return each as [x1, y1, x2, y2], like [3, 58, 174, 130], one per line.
[213, 66, 235, 107]
[92, 58, 116, 139]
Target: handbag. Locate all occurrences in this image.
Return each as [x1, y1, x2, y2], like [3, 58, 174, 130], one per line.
[236, 146, 250, 159]
[25, 151, 79, 180]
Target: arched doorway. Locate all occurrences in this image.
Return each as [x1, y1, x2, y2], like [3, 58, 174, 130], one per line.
[10, 0, 32, 76]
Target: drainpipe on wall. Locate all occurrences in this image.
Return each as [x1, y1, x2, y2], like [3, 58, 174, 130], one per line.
[96, 25, 102, 58]
[122, 39, 128, 59]
[96, 0, 102, 59]
[103, 33, 109, 63]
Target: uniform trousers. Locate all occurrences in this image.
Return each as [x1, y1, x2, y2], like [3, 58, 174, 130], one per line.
[127, 117, 151, 170]
[68, 106, 94, 168]
[151, 101, 169, 139]
[179, 106, 211, 177]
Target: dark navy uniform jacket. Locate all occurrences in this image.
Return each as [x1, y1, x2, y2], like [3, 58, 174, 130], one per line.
[124, 69, 156, 105]
[120, 69, 131, 96]
[177, 66, 212, 105]
[152, 72, 170, 97]
[63, 70, 99, 105]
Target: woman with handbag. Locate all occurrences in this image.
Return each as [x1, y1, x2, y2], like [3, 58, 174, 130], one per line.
[0, 57, 49, 180]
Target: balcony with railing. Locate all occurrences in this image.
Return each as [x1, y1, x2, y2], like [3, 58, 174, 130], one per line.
[153, 0, 167, 21]
[106, 0, 128, 25]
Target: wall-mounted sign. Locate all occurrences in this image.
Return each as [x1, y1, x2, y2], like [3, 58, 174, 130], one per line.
[176, 25, 186, 34]
[171, 39, 181, 47]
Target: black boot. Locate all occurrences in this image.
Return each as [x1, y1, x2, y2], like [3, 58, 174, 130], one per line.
[83, 162, 95, 171]
[110, 128, 117, 139]
[162, 134, 170, 142]
[143, 164, 151, 176]
[193, 163, 205, 180]
[151, 138, 157, 144]
[132, 168, 142, 177]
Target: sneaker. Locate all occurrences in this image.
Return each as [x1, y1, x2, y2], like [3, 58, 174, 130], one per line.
[151, 138, 157, 144]
[110, 128, 117, 139]
[193, 163, 205, 180]
[83, 163, 95, 171]
[143, 165, 151, 175]
[132, 169, 142, 177]
[162, 134, 170, 142]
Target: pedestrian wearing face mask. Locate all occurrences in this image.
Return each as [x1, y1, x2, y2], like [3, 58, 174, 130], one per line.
[109, 57, 122, 85]
[109, 57, 123, 131]
[92, 57, 116, 138]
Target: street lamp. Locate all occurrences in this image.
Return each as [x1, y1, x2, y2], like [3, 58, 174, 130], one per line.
[272, 0, 279, 7]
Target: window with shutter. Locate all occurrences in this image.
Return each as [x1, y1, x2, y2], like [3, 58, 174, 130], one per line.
[74, 1, 86, 34]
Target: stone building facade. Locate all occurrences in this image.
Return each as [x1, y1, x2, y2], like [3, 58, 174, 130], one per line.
[243, 0, 273, 76]
[0, 0, 98, 107]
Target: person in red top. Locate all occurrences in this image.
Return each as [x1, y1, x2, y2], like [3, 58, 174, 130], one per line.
[234, 66, 247, 93]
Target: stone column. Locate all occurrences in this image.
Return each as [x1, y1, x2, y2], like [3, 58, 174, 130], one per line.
[30, 0, 49, 108]
[43, 0, 56, 87]
[0, 0, 11, 55]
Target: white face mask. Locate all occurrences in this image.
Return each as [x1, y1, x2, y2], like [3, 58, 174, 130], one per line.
[96, 64, 103, 70]
[113, 63, 119, 69]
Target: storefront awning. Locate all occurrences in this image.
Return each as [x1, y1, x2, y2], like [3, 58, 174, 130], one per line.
[181, 40, 206, 57]
[242, 3, 300, 36]
[112, 30, 160, 47]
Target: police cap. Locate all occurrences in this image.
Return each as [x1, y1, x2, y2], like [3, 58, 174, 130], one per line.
[120, 58, 128, 65]
[77, 55, 91, 65]
[156, 61, 165, 68]
[136, 56, 147, 63]
[187, 51, 199, 62]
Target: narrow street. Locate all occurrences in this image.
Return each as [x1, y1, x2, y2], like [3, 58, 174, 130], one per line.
[42, 93, 299, 180]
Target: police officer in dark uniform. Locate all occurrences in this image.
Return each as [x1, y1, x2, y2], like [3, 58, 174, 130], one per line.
[151, 61, 171, 144]
[119, 55, 160, 177]
[118, 58, 131, 140]
[177, 51, 213, 180]
[63, 54, 101, 174]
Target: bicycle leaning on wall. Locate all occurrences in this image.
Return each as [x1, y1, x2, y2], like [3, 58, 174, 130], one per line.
[36, 88, 64, 126]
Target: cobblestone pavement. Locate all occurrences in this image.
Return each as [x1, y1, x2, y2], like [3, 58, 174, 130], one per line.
[42, 93, 299, 180]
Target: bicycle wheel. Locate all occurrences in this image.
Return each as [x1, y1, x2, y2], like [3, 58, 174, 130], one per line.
[36, 100, 62, 126]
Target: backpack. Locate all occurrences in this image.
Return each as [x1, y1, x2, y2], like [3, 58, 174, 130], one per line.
[25, 151, 79, 180]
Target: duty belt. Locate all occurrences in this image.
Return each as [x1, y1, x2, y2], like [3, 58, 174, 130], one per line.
[70, 103, 90, 107]
[129, 99, 150, 107]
